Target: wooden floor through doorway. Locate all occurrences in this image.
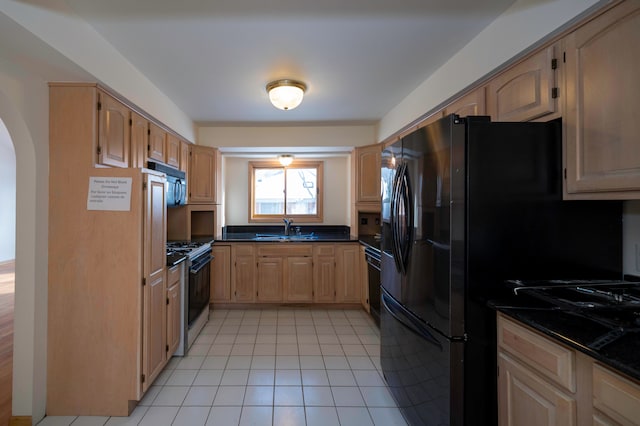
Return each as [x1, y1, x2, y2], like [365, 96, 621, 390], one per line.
[0, 260, 15, 426]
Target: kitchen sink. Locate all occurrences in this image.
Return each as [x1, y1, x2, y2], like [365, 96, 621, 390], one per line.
[253, 233, 318, 241]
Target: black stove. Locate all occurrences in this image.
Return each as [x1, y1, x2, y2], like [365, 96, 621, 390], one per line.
[506, 279, 640, 350]
[167, 241, 211, 266]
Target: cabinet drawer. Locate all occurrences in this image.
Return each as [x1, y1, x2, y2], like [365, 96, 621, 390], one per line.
[593, 363, 640, 425]
[497, 314, 575, 392]
[313, 244, 335, 256]
[257, 244, 313, 257]
[233, 244, 255, 256]
[167, 264, 182, 286]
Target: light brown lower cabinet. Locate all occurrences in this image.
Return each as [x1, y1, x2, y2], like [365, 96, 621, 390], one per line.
[286, 257, 314, 302]
[498, 313, 640, 426]
[313, 244, 336, 302]
[166, 263, 183, 357]
[335, 244, 361, 303]
[212, 242, 361, 304]
[211, 245, 231, 302]
[257, 257, 284, 301]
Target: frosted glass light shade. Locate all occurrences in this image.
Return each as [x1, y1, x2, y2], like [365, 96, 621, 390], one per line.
[267, 79, 306, 110]
[278, 154, 294, 166]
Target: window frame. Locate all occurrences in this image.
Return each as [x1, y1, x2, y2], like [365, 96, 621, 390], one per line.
[249, 160, 324, 223]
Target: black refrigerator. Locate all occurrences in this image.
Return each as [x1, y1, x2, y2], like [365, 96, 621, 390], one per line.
[379, 114, 622, 426]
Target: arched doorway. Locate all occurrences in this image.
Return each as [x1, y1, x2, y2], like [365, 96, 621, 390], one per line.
[0, 117, 16, 425]
[0, 86, 46, 423]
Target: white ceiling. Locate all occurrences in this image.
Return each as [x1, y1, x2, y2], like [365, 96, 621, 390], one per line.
[62, 0, 516, 125]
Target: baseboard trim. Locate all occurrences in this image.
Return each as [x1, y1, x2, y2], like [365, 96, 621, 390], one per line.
[9, 416, 32, 426]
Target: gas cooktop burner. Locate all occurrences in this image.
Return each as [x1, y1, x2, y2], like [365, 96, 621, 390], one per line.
[166, 241, 211, 262]
[506, 279, 640, 350]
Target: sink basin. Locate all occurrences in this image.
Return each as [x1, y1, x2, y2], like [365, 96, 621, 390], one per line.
[253, 233, 318, 241]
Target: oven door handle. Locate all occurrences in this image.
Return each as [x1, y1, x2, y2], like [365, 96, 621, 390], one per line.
[190, 254, 213, 274]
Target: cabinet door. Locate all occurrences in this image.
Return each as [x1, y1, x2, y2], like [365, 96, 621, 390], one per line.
[487, 45, 558, 122]
[286, 256, 313, 302]
[313, 245, 335, 302]
[166, 134, 181, 168]
[592, 363, 640, 426]
[335, 244, 361, 303]
[189, 145, 217, 204]
[130, 111, 148, 169]
[166, 282, 180, 356]
[148, 122, 166, 163]
[97, 92, 130, 168]
[180, 141, 190, 173]
[498, 353, 577, 426]
[142, 173, 167, 393]
[211, 245, 231, 302]
[356, 143, 382, 204]
[564, 2, 640, 196]
[443, 87, 486, 117]
[233, 246, 256, 302]
[257, 257, 283, 302]
[360, 246, 370, 312]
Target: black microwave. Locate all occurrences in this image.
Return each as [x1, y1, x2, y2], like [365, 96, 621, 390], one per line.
[147, 161, 186, 207]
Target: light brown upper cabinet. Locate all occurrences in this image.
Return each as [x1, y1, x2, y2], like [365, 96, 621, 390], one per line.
[189, 145, 217, 204]
[487, 44, 559, 122]
[130, 111, 148, 169]
[355, 143, 382, 209]
[180, 140, 190, 173]
[443, 87, 486, 118]
[97, 91, 130, 168]
[564, 1, 640, 198]
[166, 134, 181, 168]
[148, 122, 166, 163]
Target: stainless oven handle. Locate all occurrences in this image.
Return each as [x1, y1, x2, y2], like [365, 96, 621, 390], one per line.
[190, 254, 213, 274]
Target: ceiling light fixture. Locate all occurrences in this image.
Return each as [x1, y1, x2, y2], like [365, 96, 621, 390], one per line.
[266, 79, 307, 111]
[278, 154, 294, 167]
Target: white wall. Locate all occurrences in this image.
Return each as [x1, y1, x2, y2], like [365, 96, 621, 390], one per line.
[198, 125, 376, 149]
[224, 156, 350, 226]
[0, 0, 195, 142]
[377, 0, 606, 141]
[0, 58, 49, 422]
[0, 118, 16, 262]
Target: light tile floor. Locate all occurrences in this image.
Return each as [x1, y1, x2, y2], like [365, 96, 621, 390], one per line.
[38, 308, 408, 426]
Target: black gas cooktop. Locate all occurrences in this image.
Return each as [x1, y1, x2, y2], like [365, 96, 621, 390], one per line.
[506, 279, 640, 350]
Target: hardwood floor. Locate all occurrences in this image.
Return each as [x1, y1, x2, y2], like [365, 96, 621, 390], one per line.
[0, 260, 15, 426]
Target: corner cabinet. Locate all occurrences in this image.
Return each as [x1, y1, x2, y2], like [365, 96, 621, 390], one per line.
[564, 1, 640, 198]
[189, 144, 218, 204]
[355, 143, 382, 207]
[211, 245, 231, 302]
[232, 244, 256, 302]
[335, 243, 362, 303]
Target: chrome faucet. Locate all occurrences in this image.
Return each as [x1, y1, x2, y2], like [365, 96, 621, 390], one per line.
[283, 218, 293, 236]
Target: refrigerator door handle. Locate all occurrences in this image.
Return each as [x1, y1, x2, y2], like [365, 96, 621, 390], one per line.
[390, 167, 405, 274]
[382, 290, 442, 348]
[397, 163, 413, 274]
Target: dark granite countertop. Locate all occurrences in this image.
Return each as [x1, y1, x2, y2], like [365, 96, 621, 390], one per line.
[490, 295, 640, 382]
[215, 225, 358, 243]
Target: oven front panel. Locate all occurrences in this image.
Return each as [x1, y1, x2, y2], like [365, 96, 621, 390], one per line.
[188, 257, 211, 326]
